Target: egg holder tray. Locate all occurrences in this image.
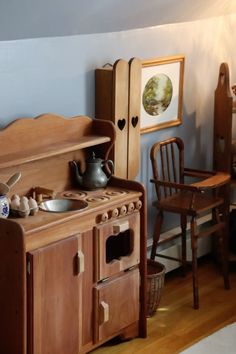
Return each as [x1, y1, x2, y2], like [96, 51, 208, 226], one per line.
[10, 207, 39, 218]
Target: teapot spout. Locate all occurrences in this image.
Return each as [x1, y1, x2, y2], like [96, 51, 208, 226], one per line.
[69, 160, 83, 186]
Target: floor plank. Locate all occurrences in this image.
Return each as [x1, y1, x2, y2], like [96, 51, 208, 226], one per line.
[91, 257, 236, 354]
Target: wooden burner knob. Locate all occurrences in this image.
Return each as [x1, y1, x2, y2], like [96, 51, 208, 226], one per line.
[128, 202, 135, 213]
[101, 212, 109, 222]
[111, 208, 119, 218]
[119, 205, 127, 216]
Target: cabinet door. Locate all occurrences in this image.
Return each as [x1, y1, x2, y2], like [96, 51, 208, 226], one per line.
[95, 58, 141, 180]
[27, 235, 83, 354]
[95, 59, 129, 178]
[128, 58, 141, 180]
[94, 269, 140, 343]
[112, 59, 129, 178]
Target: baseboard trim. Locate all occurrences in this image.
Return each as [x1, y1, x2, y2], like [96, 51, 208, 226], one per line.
[147, 214, 212, 273]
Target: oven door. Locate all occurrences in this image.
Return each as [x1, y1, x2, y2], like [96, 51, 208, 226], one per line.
[94, 212, 140, 282]
[93, 268, 140, 343]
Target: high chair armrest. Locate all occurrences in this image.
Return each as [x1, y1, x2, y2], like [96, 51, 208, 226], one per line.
[191, 172, 230, 190]
[150, 179, 200, 193]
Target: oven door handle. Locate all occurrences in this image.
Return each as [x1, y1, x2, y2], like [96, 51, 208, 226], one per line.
[113, 221, 129, 234]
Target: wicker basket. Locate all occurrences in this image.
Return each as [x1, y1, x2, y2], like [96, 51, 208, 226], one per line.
[146, 259, 166, 317]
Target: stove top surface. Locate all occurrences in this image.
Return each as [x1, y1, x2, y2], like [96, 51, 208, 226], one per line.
[59, 187, 130, 205]
[11, 186, 142, 238]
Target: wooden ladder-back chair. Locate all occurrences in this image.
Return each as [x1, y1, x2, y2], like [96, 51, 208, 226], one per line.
[150, 137, 230, 309]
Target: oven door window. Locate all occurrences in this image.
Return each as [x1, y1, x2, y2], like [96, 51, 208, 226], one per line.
[94, 212, 140, 281]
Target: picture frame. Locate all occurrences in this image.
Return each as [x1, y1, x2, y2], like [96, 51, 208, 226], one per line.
[140, 55, 185, 134]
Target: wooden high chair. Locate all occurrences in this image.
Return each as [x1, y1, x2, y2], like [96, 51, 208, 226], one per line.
[150, 137, 230, 309]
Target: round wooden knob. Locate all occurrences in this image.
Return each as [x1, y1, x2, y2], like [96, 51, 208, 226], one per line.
[128, 202, 135, 213]
[101, 212, 109, 222]
[135, 200, 142, 210]
[120, 205, 127, 216]
[111, 208, 119, 218]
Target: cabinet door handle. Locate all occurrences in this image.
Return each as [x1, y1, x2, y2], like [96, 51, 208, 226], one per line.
[76, 251, 85, 274]
[99, 301, 109, 324]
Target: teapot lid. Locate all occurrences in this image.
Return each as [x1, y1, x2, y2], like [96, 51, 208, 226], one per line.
[86, 152, 102, 163]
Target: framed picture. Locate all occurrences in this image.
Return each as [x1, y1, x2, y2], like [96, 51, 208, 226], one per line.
[140, 55, 185, 134]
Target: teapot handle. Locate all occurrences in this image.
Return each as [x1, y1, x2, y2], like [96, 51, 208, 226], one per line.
[102, 160, 114, 180]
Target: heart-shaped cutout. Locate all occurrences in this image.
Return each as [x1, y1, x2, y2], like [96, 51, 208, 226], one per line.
[132, 116, 139, 128]
[118, 119, 126, 131]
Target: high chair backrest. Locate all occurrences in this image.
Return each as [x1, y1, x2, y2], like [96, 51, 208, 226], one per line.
[150, 137, 185, 201]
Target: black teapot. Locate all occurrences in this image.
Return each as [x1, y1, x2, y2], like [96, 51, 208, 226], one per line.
[69, 152, 114, 190]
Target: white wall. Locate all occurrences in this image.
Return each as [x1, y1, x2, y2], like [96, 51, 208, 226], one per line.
[1, 0, 235, 40]
[0, 14, 235, 237]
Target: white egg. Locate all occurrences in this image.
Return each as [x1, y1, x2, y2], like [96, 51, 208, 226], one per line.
[29, 197, 39, 213]
[19, 198, 30, 217]
[19, 198, 29, 211]
[21, 196, 29, 203]
[11, 194, 20, 202]
[10, 198, 20, 210]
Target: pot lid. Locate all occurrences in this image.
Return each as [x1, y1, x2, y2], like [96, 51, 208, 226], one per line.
[86, 152, 102, 163]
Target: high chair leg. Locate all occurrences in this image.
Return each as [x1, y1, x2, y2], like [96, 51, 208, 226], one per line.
[151, 210, 163, 260]
[191, 217, 199, 309]
[181, 214, 187, 276]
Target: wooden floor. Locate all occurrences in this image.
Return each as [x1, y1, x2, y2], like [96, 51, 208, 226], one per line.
[92, 256, 236, 354]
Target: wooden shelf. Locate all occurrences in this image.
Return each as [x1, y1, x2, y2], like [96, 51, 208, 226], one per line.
[0, 135, 111, 169]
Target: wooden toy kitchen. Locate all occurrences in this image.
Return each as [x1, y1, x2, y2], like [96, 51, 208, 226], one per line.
[0, 114, 147, 354]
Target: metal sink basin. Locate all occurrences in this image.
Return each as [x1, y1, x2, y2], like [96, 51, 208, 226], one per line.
[39, 199, 88, 213]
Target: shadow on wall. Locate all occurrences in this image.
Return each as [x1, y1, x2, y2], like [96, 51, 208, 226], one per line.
[138, 106, 204, 238]
[85, 69, 96, 118]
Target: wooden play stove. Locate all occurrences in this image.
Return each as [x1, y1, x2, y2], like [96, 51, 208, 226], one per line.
[0, 114, 147, 354]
